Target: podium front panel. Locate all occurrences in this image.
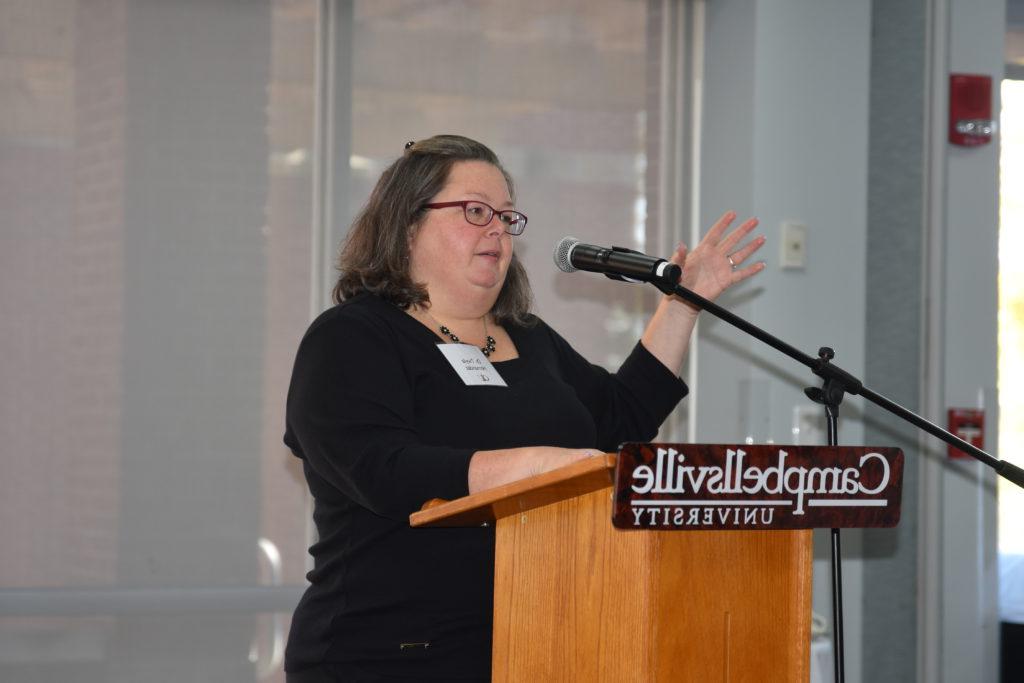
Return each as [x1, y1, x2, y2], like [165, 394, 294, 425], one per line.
[491, 487, 812, 682]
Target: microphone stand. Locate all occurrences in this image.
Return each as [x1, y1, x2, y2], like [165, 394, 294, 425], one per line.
[643, 271, 1024, 683]
[805, 347, 848, 683]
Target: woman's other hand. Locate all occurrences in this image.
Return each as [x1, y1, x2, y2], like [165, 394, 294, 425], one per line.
[468, 446, 600, 494]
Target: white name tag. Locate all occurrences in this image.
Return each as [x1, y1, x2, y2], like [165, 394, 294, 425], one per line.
[435, 343, 507, 387]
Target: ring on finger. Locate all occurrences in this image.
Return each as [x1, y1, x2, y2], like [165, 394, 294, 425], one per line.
[727, 254, 737, 269]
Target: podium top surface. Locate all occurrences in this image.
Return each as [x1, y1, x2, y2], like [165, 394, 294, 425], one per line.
[410, 454, 616, 528]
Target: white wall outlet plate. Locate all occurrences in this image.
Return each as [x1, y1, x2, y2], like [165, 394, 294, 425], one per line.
[781, 221, 808, 269]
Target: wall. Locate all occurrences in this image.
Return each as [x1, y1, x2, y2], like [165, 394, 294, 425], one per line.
[934, 1, 1004, 681]
[699, 1, 872, 680]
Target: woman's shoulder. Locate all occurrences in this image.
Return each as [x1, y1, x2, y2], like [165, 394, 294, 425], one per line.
[507, 313, 579, 360]
[509, 313, 561, 344]
[302, 292, 405, 348]
[507, 311, 546, 333]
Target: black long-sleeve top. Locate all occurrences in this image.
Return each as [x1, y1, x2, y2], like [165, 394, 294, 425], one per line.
[283, 291, 688, 680]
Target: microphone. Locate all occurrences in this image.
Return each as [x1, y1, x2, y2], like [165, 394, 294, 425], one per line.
[552, 237, 681, 285]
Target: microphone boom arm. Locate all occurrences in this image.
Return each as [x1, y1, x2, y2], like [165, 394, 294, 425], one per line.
[651, 275, 1024, 488]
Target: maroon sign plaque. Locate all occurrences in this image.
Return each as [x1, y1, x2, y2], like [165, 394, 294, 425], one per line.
[613, 443, 904, 530]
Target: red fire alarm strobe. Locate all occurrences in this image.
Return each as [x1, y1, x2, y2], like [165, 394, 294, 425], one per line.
[949, 74, 995, 146]
[947, 408, 984, 459]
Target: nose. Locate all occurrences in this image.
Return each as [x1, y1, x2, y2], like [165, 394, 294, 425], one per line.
[484, 215, 503, 237]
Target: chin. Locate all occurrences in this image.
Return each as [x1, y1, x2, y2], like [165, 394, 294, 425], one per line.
[469, 270, 508, 291]
[469, 279, 502, 292]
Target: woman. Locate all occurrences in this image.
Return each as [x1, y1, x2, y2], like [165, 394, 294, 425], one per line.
[283, 135, 764, 681]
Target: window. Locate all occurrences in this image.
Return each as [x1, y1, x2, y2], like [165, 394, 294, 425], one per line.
[0, 1, 686, 679]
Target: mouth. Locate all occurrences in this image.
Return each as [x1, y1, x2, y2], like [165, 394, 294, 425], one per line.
[476, 249, 501, 260]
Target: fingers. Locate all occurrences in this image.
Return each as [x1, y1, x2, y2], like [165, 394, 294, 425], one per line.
[682, 210, 767, 295]
[704, 210, 737, 244]
[727, 234, 766, 267]
[702, 211, 760, 258]
[719, 215, 760, 252]
[731, 260, 766, 283]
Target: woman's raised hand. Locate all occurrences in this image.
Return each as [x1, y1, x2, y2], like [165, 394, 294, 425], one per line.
[671, 210, 765, 304]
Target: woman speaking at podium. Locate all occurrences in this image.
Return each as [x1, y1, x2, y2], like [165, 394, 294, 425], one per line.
[283, 135, 764, 682]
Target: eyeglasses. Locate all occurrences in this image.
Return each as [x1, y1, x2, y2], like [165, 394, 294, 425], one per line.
[422, 200, 528, 236]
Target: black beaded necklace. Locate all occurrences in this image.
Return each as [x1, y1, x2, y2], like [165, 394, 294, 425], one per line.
[428, 313, 497, 357]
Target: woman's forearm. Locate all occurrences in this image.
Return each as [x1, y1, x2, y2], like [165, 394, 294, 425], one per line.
[467, 446, 598, 494]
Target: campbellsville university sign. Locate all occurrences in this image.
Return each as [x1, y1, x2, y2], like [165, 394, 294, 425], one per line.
[613, 443, 904, 530]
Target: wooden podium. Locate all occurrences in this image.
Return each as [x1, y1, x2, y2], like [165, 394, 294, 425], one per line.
[411, 454, 812, 682]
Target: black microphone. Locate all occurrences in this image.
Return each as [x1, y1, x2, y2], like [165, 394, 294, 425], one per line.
[552, 237, 681, 285]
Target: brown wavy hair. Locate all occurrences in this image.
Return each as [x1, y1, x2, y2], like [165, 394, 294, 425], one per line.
[332, 135, 533, 325]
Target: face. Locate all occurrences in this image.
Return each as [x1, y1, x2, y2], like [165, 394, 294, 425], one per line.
[408, 160, 516, 303]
